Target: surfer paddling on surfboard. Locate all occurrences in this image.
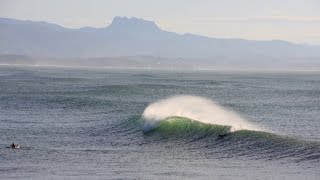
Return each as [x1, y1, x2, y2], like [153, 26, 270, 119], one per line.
[10, 143, 20, 149]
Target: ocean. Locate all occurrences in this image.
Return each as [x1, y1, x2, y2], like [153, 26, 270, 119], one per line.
[0, 66, 319, 179]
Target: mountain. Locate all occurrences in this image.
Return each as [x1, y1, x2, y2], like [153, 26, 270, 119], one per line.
[0, 16, 320, 59]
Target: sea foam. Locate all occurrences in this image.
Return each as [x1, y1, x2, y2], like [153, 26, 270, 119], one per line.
[142, 95, 262, 132]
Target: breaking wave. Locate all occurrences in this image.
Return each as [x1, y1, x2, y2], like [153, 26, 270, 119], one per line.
[142, 95, 262, 132]
[139, 95, 320, 162]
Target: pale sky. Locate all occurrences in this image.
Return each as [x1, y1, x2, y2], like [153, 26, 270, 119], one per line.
[1, 0, 320, 44]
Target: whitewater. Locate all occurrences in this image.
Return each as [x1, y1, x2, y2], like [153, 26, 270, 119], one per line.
[142, 95, 262, 132]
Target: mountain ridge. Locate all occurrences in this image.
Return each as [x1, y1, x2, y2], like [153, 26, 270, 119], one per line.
[0, 16, 319, 58]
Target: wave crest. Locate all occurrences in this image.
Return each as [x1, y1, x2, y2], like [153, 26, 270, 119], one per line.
[142, 95, 262, 132]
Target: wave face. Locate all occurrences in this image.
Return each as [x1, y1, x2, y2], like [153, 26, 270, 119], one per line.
[141, 96, 320, 163]
[140, 116, 320, 163]
[146, 116, 232, 136]
[142, 95, 262, 132]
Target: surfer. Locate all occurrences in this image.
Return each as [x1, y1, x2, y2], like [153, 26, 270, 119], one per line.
[10, 143, 20, 149]
[218, 133, 231, 139]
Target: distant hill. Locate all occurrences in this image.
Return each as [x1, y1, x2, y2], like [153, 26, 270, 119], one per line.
[1, 16, 320, 59]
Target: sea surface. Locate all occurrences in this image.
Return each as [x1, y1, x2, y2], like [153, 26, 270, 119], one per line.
[0, 66, 319, 179]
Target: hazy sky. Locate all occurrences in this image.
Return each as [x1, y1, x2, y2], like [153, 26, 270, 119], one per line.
[1, 0, 320, 44]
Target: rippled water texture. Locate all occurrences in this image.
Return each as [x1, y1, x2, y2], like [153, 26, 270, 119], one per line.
[0, 66, 319, 179]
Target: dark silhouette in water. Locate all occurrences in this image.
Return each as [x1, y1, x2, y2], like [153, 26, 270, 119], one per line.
[218, 133, 231, 139]
[10, 143, 20, 149]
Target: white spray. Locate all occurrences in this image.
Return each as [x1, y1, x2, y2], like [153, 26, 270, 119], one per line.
[142, 95, 262, 132]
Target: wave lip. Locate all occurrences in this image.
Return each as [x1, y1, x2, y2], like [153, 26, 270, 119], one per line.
[142, 95, 262, 132]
